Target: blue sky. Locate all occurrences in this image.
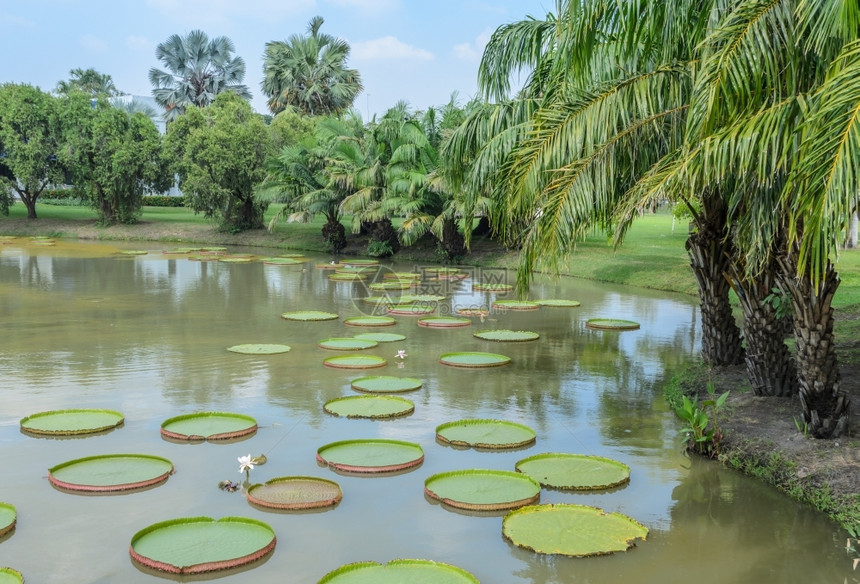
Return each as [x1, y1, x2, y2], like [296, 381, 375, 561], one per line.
[1, 0, 550, 118]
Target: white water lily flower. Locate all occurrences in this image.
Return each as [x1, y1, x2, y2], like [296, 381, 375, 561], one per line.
[395, 349, 407, 360]
[238, 454, 255, 473]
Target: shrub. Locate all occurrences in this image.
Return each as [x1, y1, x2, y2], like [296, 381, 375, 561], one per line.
[142, 195, 185, 207]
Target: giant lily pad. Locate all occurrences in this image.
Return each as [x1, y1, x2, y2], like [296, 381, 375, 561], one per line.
[456, 307, 490, 317]
[316, 439, 424, 473]
[515, 453, 631, 490]
[319, 559, 479, 584]
[383, 272, 420, 280]
[536, 299, 581, 307]
[48, 454, 174, 493]
[472, 283, 512, 292]
[353, 332, 406, 343]
[438, 352, 511, 368]
[0, 568, 23, 584]
[160, 412, 257, 441]
[402, 294, 446, 303]
[387, 305, 435, 316]
[246, 476, 342, 510]
[585, 318, 640, 330]
[341, 259, 379, 267]
[436, 419, 536, 449]
[424, 469, 540, 511]
[281, 310, 339, 321]
[343, 316, 397, 327]
[20, 409, 124, 436]
[350, 376, 422, 393]
[323, 355, 387, 369]
[261, 257, 303, 266]
[129, 516, 276, 574]
[370, 281, 415, 291]
[0, 503, 16, 538]
[359, 295, 399, 306]
[324, 395, 414, 419]
[502, 503, 648, 557]
[417, 316, 471, 328]
[227, 343, 291, 354]
[474, 329, 539, 342]
[493, 300, 540, 311]
[329, 272, 367, 281]
[318, 338, 378, 351]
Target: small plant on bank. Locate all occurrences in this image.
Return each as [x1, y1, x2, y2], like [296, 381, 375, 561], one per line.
[674, 379, 729, 458]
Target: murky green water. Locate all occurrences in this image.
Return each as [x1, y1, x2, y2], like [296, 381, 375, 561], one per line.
[0, 239, 851, 583]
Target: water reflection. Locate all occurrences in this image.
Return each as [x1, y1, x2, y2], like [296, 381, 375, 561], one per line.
[0, 240, 850, 584]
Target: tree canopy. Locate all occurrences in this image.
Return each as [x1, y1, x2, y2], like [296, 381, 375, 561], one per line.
[55, 68, 120, 97]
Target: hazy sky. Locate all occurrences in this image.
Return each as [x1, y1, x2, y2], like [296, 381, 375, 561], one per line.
[1, 0, 551, 118]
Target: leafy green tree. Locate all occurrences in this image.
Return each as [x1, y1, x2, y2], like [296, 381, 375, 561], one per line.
[149, 30, 251, 122]
[164, 92, 271, 232]
[261, 16, 363, 116]
[59, 93, 169, 224]
[55, 68, 120, 97]
[0, 83, 64, 218]
[268, 107, 317, 151]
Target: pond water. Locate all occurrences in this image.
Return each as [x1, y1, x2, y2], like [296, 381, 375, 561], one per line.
[0, 238, 851, 583]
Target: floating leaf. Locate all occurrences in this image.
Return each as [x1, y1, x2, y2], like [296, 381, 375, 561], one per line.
[343, 316, 397, 327]
[502, 504, 648, 557]
[474, 330, 539, 342]
[438, 352, 511, 368]
[383, 272, 420, 280]
[318, 338, 378, 351]
[227, 344, 291, 354]
[493, 300, 540, 311]
[323, 355, 387, 369]
[20, 409, 124, 436]
[341, 259, 379, 267]
[456, 307, 490, 317]
[0, 503, 16, 538]
[417, 316, 471, 328]
[353, 332, 406, 343]
[318, 559, 479, 583]
[387, 305, 435, 316]
[350, 376, 422, 393]
[129, 516, 276, 574]
[473, 283, 512, 292]
[329, 272, 367, 281]
[281, 310, 338, 321]
[585, 318, 640, 330]
[119, 250, 149, 255]
[515, 453, 631, 490]
[370, 281, 415, 291]
[261, 257, 302, 265]
[424, 469, 540, 511]
[160, 412, 257, 441]
[316, 439, 424, 473]
[536, 299, 581, 307]
[0, 568, 23, 584]
[246, 476, 342, 510]
[323, 395, 414, 418]
[48, 454, 174, 493]
[436, 419, 536, 449]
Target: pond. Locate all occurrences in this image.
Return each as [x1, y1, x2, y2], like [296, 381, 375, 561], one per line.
[0, 238, 851, 583]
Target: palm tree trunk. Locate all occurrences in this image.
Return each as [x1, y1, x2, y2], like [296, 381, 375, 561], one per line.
[726, 261, 797, 397]
[777, 254, 850, 438]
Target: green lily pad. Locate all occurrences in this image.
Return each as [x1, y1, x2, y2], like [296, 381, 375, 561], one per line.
[323, 395, 414, 419]
[227, 343, 291, 354]
[344, 316, 397, 327]
[387, 305, 435, 316]
[218, 256, 253, 263]
[502, 503, 648, 557]
[319, 559, 479, 583]
[493, 300, 540, 311]
[246, 476, 342, 510]
[438, 352, 511, 368]
[417, 316, 472, 328]
[456, 307, 490, 317]
[351, 376, 423, 393]
[323, 355, 387, 369]
[20, 409, 124, 436]
[370, 281, 415, 291]
[515, 453, 631, 490]
[129, 516, 276, 575]
[436, 419, 536, 449]
[317, 439, 424, 473]
[160, 412, 257, 441]
[424, 469, 540, 511]
[423, 267, 462, 275]
[48, 454, 174, 493]
[0, 568, 23, 584]
[536, 299, 581, 307]
[316, 262, 341, 270]
[353, 332, 406, 343]
[359, 295, 398, 306]
[261, 257, 303, 265]
[585, 318, 641, 330]
[474, 329, 540, 342]
[472, 283, 513, 292]
[318, 338, 379, 350]
[341, 259, 379, 267]
[0, 503, 16, 538]
[281, 310, 339, 321]
[329, 272, 367, 281]
[119, 250, 149, 255]
[402, 294, 446, 303]
[383, 272, 420, 280]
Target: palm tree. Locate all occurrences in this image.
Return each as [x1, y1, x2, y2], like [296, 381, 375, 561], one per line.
[149, 30, 251, 122]
[55, 68, 120, 97]
[261, 16, 363, 116]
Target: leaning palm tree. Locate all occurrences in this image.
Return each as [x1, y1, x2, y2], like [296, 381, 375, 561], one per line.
[149, 30, 251, 122]
[261, 16, 363, 116]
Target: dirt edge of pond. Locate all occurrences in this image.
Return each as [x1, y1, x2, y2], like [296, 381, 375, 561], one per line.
[4, 216, 859, 534]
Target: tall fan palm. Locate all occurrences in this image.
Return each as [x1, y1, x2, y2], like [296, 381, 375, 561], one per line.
[261, 16, 363, 116]
[149, 30, 251, 122]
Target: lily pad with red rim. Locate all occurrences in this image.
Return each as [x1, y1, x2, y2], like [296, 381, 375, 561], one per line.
[536, 299, 581, 307]
[417, 316, 472, 328]
[387, 305, 435, 316]
[246, 476, 342, 511]
[48, 454, 174, 493]
[316, 439, 424, 473]
[502, 503, 648, 557]
[439, 352, 511, 368]
[436, 419, 536, 449]
[383, 272, 420, 280]
[343, 316, 397, 327]
[370, 281, 415, 291]
[353, 332, 406, 343]
[0, 503, 16, 538]
[341, 259, 379, 267]
[474, 329, 539, 342]
[323, 395, 414, 419]
[261, 257, 303, 265]
[281, 310, 339, 321]
[129, 516, 276, 575]
[493, 300, 540, 311]
[585, 318, 640, 330]
[350, 376, 423, 393]
[318, 559, 479, 583]
[424, 469, 540, 511]
[227, 343, 291, 354]
[456, 307, 490, 317]
[330, 272, 367, 281]
[318, 338, 378, 351]
[472, 282, 513, 292]
[515, 453, 631, 490]
[0, 568, 23, 584]
[20, 409, 124, 437]
[323, 354, 387, 369]
[160, 412, 258, 441]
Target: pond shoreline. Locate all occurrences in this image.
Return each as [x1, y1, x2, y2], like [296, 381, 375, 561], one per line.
[2, 215, 858, 536]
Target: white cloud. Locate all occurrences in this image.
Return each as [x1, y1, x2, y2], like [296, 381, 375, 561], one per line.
[126, 35, 153, 51]
[453, 28, 492, 62]
[80, 34, 108, 52]
[351, 36, 433, 61]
